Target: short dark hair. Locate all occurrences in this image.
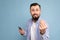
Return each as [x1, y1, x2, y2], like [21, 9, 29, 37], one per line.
[30, 3, 41, 9]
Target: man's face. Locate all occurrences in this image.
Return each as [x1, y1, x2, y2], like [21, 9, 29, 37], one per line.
[30, 5, 41, 21]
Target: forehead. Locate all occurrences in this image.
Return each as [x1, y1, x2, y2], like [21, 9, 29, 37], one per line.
[30, 5, 40, 9]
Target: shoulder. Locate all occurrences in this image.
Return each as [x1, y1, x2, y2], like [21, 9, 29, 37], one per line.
[27, 18, 32, 23]
[26, 18, 32, 26]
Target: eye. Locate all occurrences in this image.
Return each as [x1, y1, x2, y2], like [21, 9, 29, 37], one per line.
[36, 9, 39, 11]
[31, 9, 35, 12]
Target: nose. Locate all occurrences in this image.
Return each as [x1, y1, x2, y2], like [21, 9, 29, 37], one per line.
[34, 10, 37, 14]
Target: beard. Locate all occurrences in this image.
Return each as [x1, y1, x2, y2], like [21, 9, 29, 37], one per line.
[32, 14, 40, 22]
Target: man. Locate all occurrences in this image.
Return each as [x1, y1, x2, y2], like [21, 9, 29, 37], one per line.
[19, 3, 49, 40]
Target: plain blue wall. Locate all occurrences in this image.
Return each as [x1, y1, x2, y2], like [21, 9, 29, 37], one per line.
[0, 0, 60, 40]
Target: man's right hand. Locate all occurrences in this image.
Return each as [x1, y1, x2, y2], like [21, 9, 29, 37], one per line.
[19, 29, 25, 35]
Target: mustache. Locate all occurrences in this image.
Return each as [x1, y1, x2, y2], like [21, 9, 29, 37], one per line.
[32, 14, 38, 16]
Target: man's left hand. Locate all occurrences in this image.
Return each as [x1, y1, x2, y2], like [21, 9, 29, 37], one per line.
[39, 20, 47, 35]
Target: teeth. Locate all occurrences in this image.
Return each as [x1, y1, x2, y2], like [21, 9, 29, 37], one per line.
[34, 15, 37, 16]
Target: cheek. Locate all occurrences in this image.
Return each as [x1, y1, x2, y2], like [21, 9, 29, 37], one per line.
[37, 11, 40, 15]
[30, 11, 35, 15]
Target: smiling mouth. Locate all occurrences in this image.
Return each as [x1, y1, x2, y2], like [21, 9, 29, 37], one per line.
[34, 15, 37, 16]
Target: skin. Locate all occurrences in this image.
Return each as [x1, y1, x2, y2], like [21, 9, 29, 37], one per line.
[30, 5, 41, 20]
[19, 28, 25, 35]
[19, 5, 47, 35]
[39, 20, 47, 35]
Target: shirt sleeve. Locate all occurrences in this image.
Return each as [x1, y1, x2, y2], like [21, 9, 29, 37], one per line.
[22, 31, 26, 36]
[22, 21, 29, 37]
[41, 24, 49, 40]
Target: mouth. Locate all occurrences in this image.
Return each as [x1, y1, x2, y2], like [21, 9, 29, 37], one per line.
[33, 15, 38, 18]
[32, 14, 39, 22]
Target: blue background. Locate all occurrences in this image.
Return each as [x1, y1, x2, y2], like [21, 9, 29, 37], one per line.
[0, 0, 60, 40]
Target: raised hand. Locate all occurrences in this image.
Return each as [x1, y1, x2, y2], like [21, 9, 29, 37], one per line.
[39, 20, 47, 35]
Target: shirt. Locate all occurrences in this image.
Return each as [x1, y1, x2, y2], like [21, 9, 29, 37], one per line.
[24, 18, 49, 40]
[31, 22, 36, 40]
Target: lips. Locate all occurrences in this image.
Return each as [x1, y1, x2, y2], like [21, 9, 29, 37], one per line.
[33, 15, 38, 17]
[34, 15, 37, 16]
[33, 14, 38, 16]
